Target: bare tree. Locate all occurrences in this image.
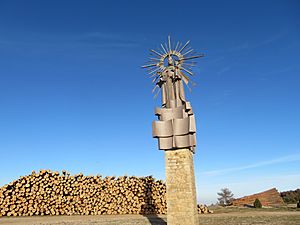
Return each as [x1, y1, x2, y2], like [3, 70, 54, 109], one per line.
[217, 188, 234, 206]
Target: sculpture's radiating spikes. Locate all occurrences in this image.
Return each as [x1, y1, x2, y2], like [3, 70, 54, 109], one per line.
[181, 66, 193, 75]
[148, 71, 159, 77]
[148, 67, 161, 75]
[164, 43, 169, 53]
[179, 40, 190, 53]
[142, 63, 157, 68]
[179, 71, 189, 85]
[150, 49, 163, 57]
[152, 84, 159, 93]
[168, 36, 172, 53]
[184, 60, 197, 64]
[182, 54, 205, 61]
[160, 44, 168, 54]
[149, 57, 160, 61]
[149, 73, 159, 79]
[183, 49, 194, 56]
[183, 46, 192, 53]
[145, 60, 155, 64]
[178, 42, 183, 51]
[183, 61, 197, 66]
[174, 41, 180, 52]
[183, 65, 194, 71]
[152, 76, 160, 83]
[183, 62, 196, 67]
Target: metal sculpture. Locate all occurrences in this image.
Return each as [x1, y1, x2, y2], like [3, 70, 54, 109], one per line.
[142, 36, 203, 153]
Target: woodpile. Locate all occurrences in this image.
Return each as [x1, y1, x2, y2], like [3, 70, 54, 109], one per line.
[197, 204, 213, 214]
[0, 170, 210, 217]
[232, 188, 285, 207]
[0, 170, 166, 216]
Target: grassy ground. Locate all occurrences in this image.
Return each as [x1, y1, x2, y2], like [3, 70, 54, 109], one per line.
[200, 211, 300, 225]
[0, 207, 299, 225]
[199, 206, 300, 225]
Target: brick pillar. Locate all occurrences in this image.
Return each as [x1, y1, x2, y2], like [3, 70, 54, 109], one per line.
[165, 149, 198, 225]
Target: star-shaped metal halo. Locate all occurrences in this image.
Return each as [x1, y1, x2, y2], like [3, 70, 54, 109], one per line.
[142, 36, 204, 97]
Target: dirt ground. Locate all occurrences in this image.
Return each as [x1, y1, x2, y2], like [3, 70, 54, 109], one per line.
[0, 211, 300, 225]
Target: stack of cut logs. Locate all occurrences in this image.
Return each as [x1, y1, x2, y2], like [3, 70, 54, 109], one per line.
[0, 170, 211, 216]
[197, 204, 213, 214]
[0, 170, 166, 216]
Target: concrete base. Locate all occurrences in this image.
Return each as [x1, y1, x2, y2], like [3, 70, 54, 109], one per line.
[165, 149, 198, 225]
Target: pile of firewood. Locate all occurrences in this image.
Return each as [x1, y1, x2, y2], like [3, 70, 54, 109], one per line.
[197, 204, 213, 214]
[0, 170, 166, 216]
[0, 170, 212, 216]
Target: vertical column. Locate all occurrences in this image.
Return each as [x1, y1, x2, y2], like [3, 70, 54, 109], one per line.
[165, 149, 198, 225]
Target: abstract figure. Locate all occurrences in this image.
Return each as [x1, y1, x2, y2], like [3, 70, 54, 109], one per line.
[142, 36, 203, 153]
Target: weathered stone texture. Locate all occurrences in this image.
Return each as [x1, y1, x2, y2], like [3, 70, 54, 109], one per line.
[165, 149, 198, 225]
[232, 188, 285, 207]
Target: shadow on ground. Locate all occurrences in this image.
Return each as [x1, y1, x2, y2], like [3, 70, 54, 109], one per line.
[140, 176, 167, 225]
[144, 215, 167, 225]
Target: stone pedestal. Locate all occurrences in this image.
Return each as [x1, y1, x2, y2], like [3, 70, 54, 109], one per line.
[165, 149, 198, 225]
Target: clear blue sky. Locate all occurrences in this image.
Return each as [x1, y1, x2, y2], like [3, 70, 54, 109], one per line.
[0, 0, 299, 204]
